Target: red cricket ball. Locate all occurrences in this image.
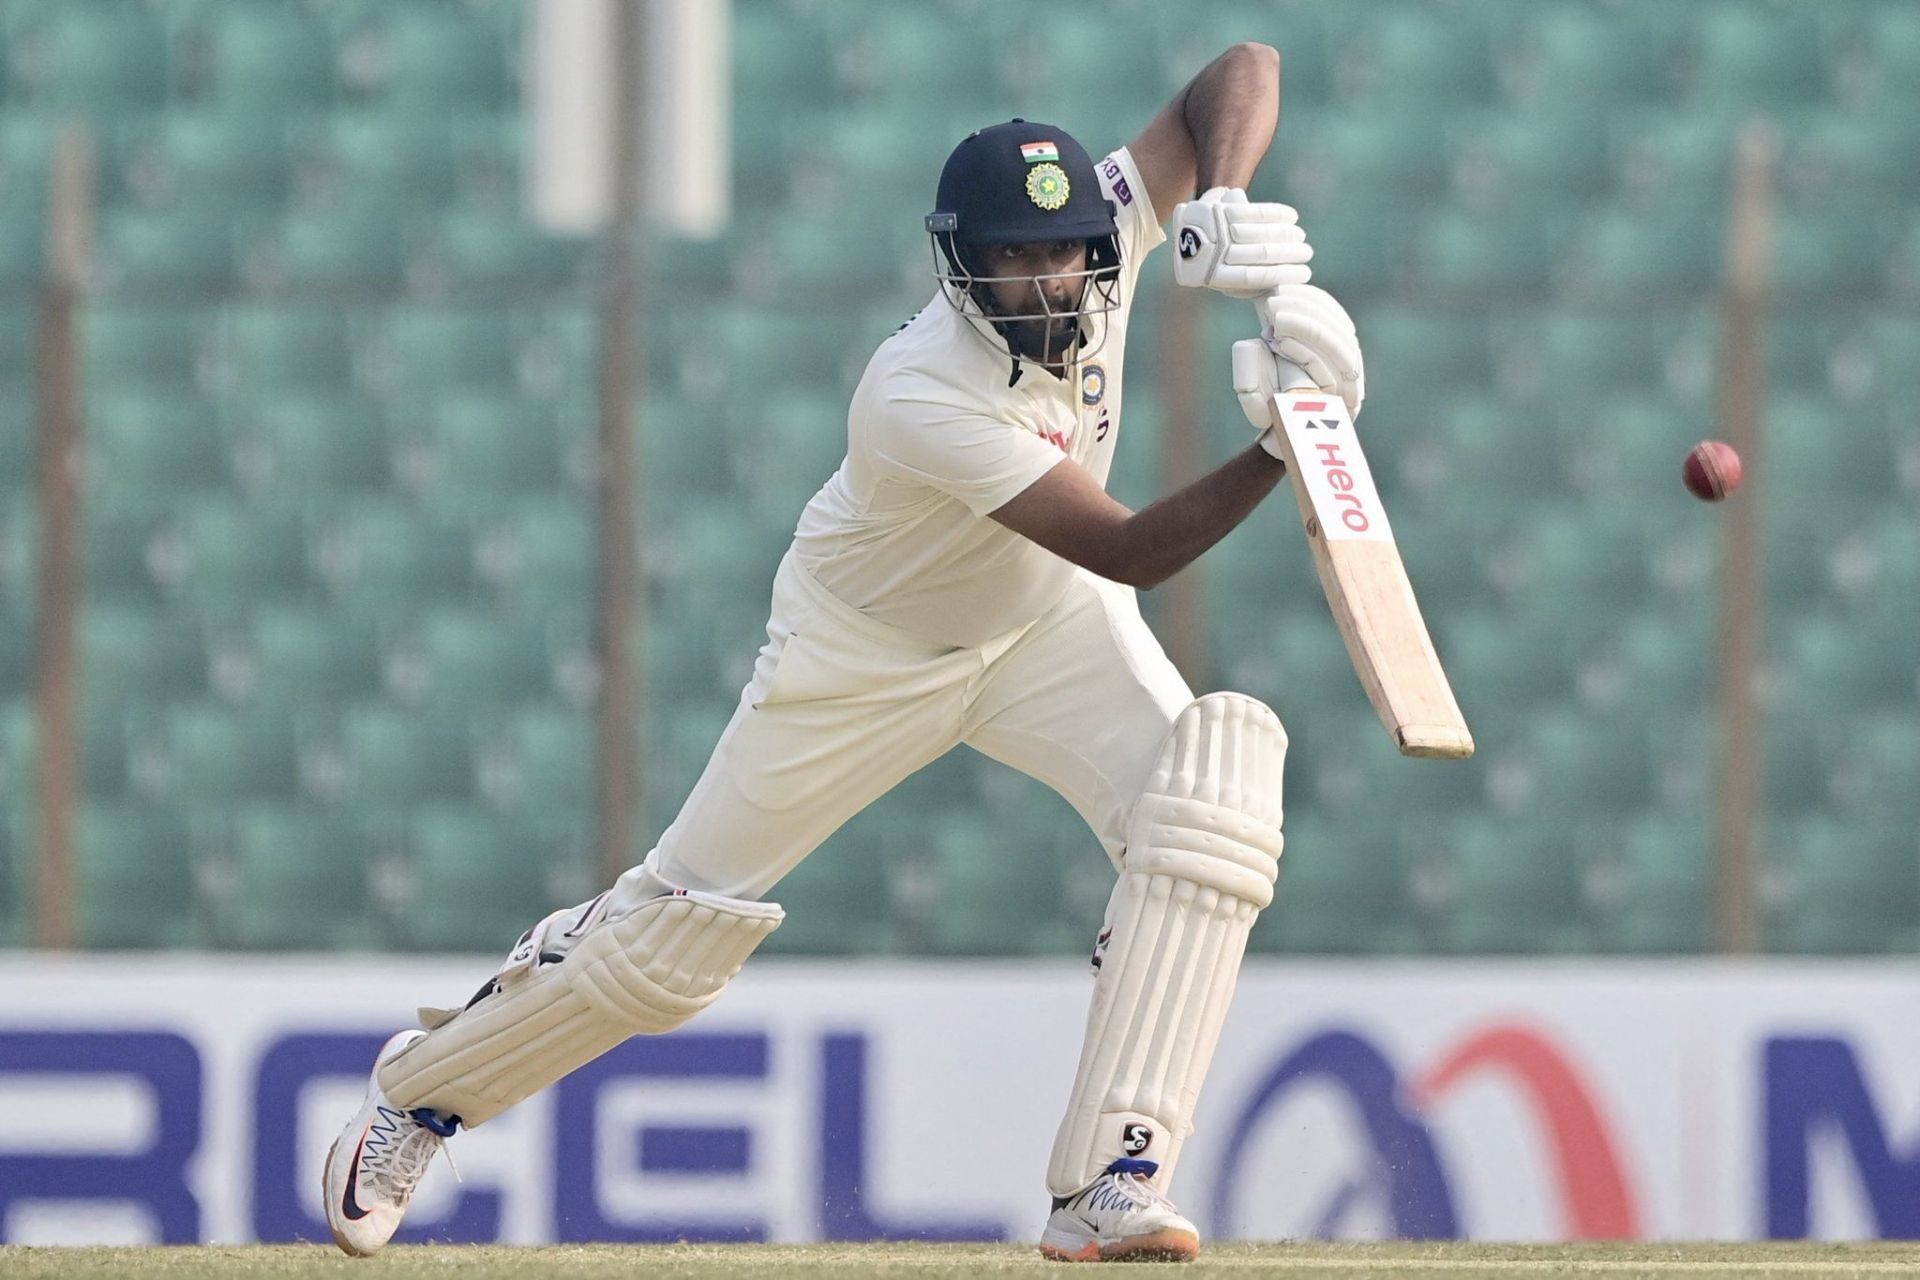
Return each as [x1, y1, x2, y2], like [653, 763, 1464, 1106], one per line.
[1683, 440, 1742, 501]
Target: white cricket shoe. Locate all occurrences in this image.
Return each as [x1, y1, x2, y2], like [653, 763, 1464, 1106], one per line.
[321, 1029, 458, 1256]
[1038, 1158, 1200, 1263]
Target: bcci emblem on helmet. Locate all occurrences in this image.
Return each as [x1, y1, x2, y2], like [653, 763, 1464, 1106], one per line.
[1026, 162, 1070, 211]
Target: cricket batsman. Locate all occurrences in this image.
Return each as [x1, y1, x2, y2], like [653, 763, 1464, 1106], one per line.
[324, 42, 1364, 1262]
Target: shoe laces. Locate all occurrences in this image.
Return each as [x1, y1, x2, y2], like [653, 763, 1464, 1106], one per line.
[364, 1119, 447, 1203]
[1108, 1168, 1174, 1211]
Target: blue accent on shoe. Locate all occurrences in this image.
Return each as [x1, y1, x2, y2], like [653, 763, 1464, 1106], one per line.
[410, 1108, 459, 1138]
[1106, 1158, 1159, 1178]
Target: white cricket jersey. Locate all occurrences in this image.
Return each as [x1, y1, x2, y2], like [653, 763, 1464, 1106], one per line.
[790, 147, 1166, 648]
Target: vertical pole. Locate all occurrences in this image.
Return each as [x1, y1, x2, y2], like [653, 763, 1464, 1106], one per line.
[1156, 281, 1207, 683]
[33, 125, 93, 951]
[1713, 121, 1776, 954]
[594, 0, 646, 885]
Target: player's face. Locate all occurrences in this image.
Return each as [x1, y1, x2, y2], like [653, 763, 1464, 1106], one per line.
[978, 239, 1088, 360]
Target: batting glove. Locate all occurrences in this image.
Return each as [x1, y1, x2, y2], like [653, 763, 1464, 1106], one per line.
[1252, 284, 1365, 417]
[1171, 188, 1312, 297]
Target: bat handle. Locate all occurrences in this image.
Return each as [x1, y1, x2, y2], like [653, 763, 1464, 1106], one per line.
[1276, 359, 1317, 395]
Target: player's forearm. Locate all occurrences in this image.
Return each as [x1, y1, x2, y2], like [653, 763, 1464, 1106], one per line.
[1179, 43, 1280, 192]
[1118, 442, 1285, 590]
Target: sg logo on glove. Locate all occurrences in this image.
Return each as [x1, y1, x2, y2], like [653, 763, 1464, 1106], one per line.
[1177, 227, 1202, 259]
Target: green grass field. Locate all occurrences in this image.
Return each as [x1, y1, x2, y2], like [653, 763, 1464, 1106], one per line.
[3, 1243, 1919, 1280]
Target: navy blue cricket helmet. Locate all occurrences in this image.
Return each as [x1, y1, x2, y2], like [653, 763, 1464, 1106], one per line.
[925, 120, 1124, 364]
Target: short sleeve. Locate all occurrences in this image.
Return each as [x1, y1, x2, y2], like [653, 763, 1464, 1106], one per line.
[1097, 147, 1166, 271]
[870, 405, 1067, 517]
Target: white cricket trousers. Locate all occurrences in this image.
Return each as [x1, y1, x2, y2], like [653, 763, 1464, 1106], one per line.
[635, 549, 1196, 900]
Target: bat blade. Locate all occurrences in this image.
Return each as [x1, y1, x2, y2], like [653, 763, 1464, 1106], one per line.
[1268, 389, 1473, 760]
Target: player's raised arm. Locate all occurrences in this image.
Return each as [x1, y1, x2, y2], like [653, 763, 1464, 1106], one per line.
[1128, 42, 1282, 225]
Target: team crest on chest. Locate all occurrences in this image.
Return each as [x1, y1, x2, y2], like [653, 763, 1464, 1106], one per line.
[1026, 162, 1070, 211]
[1080, 364, 1106, 406]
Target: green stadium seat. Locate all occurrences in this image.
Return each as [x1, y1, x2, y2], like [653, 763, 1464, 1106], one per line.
[0, 604, 25, 699]
[81, 303, 211, 392]
[1441, 814, 1591, 953]
[309, 112, 460, 206]
[478, 703, 590, 815]
[148, 499, 310, 609]
[924, 813, 1079, 956]
[1768, 815, 1919, 954]
[1290, 193, 1411, 294]
[1285, 113, 1449, 203]
[1257, 812, 1419, 954]
[333, 705, 474, 810]
[199, 1, 335, 109]
[1495, 507, 1659, 607]
[416, 204, 587, 290]
[228, 394, 390, 498]
[1826, 716, 1920, 825]
[405, 395, 564, 507]
[1685, 6, 1829, 109]
[640, 394, 738, 500]
[209, 305, 355, 395]
[131, 110, 295, 209]
[0, 114, 57, 206]
[1495, 709, 1650, 817]
[144, 702, 301, 803]
[1560, 200, 1722, 299]
[1776, 610, 1920, 717]
[1778, 110, 1920, 205]
[359, 4, 510, 110]
[1591, 812, 1712, 953]
[1764, 392, 1897, 501]
[80, 600, 206, 709]
[94, 203, 239, 292]
[757, 814, 898, 956]
[0, 303, 31, 387]
[219, 807, 373, 949]
[88, 395, 225, 497]
[1859, 5, 1920, 107]
[1336, 6, 1493, 108]
[1768, 201, 1897, 297]
[1438, 610, 1581, 710]
[1839, 310, 1920, 402]
[75, 804, 197, 948]
[391, 608, 552, 709]
[475, 500, 592, 613]
[371, 306, 519, 395]
[226, 606, 382, 709]
[1445, 111, 1613, 204]
[248, 202, 411, 290]
[9, 0, 167, 112]
[1613, 114, 1740, 206]
[398, 806, 559, 951]
[1503, 4, 1669, 108]
[834, 5, 998, 106]
[312, 501, 474, 609]
[1594, 610, 1713, 717]
[1410, 205, 1565, 293]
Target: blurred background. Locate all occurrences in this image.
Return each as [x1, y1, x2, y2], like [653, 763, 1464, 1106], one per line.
[1, 0, 1916, 963]
[5, 0, 1920, 1250]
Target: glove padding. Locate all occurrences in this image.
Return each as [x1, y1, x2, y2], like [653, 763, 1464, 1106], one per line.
[1171, 188, 1312, 297]
[1236, 284, 1365, 425]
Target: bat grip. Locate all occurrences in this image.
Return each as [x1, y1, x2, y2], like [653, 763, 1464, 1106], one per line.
[1276, 359, 1317, 395]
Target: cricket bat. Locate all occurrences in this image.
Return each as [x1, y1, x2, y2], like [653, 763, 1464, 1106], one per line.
[1268, 366, 1473, 760]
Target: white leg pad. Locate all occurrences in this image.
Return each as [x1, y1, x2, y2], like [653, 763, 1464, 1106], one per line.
[377, 887, 783, 1127]
[1047, 692, 1286, 1198]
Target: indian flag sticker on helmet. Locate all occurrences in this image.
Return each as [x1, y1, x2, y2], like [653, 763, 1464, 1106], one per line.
[1026, 162, 1070, 211]
[1019, 141, 1060, 164]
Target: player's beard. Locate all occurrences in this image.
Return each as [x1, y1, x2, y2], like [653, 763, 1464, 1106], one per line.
[1005, 312, 1083, 365]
